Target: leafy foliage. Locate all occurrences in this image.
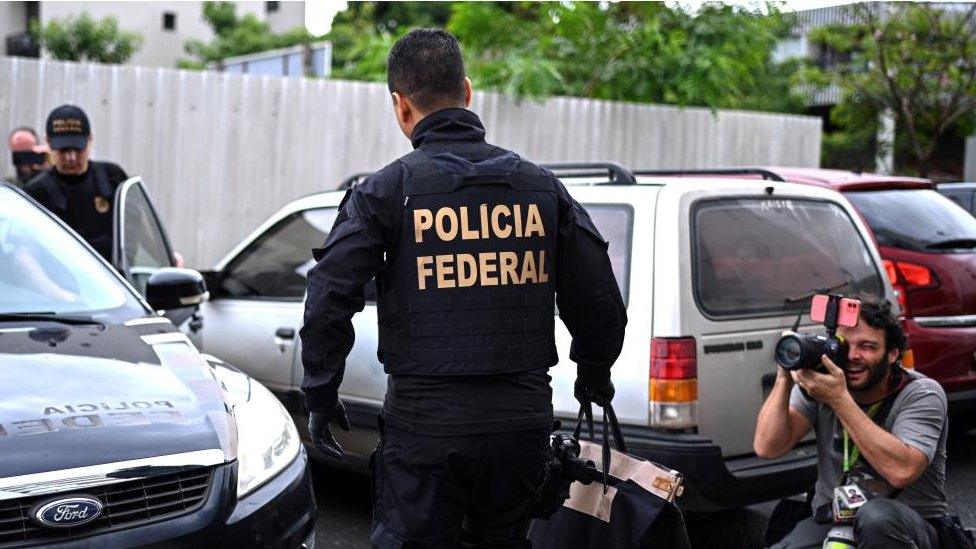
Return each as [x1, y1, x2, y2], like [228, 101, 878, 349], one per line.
[178, 1, 313, 70]
[327, 2, 452, 82]
[32, 13, 142, 64]
[326, 2, 803, 112]
[805, 3, 976, 176]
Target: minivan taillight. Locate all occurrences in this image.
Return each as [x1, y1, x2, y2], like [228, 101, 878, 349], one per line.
[883, 259, 938, 316]
[649, 337, 698, 430]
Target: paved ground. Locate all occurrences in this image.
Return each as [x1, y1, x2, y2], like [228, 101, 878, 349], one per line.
[311, 427, 976, 548]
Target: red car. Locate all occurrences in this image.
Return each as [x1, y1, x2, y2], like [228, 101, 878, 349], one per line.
[639, 167, 976, 414]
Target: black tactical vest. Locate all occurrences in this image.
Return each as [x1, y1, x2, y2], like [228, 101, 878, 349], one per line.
[35, 162, 114, 213]
[377, 149, 560, 375]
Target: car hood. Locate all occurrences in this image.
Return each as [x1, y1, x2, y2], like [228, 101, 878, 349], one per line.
[0, 321, 235, 478]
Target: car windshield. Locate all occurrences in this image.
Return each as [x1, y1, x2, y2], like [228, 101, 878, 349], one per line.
[0, 185, 146, 321]
[846, 189, 976, 252]
[693, 197, 883, 318]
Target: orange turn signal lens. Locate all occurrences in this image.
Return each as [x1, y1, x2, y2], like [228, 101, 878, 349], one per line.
[902, 349, 915, 369]
[649, 379, 698, 403]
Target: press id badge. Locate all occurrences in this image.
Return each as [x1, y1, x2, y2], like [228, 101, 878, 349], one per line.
[832, 484, 868, 523]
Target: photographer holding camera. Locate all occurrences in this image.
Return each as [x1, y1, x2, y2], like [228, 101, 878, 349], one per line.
[755, 294, 954, 549]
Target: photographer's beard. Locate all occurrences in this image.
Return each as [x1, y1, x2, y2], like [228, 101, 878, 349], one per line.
[844, 352, 892, 396]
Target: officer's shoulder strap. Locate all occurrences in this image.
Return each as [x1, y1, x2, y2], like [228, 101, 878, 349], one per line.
[38, 171, 67, 212]
[90, 161, 114, 198]
[397, 148, 439, 178]
[511, 155, 557, 192]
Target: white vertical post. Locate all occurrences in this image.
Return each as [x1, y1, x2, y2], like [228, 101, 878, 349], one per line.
[876, 109, 895, 175]
[964, 135, 976, 182]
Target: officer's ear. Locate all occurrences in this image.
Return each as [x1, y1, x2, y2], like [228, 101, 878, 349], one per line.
[463, 77, 472, 108]
[391, 92, 415, 138]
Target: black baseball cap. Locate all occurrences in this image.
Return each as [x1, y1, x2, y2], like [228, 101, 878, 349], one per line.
[45, 104, 91, 150]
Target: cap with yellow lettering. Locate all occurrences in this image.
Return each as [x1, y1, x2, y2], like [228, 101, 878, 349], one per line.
[45, 104, 91, 151]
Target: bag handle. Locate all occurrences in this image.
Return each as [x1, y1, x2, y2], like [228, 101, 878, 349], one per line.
[572, 402, 628, 492]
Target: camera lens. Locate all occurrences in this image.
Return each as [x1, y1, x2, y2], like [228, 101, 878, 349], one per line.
[775, 336, 803, 370]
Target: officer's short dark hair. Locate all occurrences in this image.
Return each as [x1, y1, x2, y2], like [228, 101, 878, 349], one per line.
[851, 292, 906, 355]
[387, 28, 466, 113]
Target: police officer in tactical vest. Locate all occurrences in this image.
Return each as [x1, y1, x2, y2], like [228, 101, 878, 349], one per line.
[25, 105, 129, 262]
[301, 28, 627, 548]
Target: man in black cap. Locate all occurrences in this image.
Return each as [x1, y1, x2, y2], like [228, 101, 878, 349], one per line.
[301, 28, 627, 548]
[25, 105, 129, 261]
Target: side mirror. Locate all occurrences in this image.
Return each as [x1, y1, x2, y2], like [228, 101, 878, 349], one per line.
[146, 268, 209, 311]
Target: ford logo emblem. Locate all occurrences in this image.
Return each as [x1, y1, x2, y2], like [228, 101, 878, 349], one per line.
[32, 495, 103, 528]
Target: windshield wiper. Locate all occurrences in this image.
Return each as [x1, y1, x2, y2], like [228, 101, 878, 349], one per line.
[924, 238, 976, 250]
[0, 312, 105, 327]
[784, 280, 851, 304]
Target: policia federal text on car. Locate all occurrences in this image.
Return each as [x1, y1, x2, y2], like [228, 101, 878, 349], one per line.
[300, 29, 627, 548]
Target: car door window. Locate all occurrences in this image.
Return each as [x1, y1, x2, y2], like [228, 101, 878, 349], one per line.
[582, 204, 633, 303]
[117, 180, 174, 295]
[941, 188, 974, 213]
[220, 208, 338, 300]
[846, 189, 976, 251]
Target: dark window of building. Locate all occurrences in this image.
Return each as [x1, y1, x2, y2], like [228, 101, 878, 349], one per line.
[25, 1, 40, 27]
[163, 12, 176, 31]
[266, 1, 280, 13]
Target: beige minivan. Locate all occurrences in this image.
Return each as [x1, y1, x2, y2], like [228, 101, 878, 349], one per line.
[197, 164, 898, 512]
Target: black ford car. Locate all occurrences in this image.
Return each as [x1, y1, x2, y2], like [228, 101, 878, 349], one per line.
[0, 180, 315, 547]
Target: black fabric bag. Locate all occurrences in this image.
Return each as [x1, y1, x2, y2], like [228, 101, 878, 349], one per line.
[528, 404, 691, 549]
[930, 515, 976, 549]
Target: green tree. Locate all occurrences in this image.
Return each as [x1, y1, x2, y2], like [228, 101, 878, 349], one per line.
[326, 2, 802, 113]
[327, 2, 452, 81]
[178, 1, 313, 69]
[32, 13, 142, 64]
[807, 3, 976, 177]
[451, 2, 802, 111]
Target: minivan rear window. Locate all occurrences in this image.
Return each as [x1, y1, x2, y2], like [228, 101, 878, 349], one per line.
[693, 198, 883, 318]
[584, 204, 633, 303]
[845, 189, 976, 252]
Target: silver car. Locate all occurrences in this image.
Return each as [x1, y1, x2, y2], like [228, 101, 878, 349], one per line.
[197, 165, 897, 512]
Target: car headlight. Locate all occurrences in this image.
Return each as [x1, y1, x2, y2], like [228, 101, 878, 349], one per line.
[232, 377, 301, 498]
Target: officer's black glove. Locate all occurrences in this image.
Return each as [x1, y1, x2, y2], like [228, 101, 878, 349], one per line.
[574, 376, 615, 408]
[308, 401, 351, 460]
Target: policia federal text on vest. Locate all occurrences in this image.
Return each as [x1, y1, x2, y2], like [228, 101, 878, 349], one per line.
[376, 149, 559, 372]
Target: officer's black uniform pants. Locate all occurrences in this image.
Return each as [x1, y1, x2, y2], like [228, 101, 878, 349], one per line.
[370, 419, 550, 549]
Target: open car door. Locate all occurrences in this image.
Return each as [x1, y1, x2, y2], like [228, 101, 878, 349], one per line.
[112, 177, 176, 294]
[112, 177, 203, 343]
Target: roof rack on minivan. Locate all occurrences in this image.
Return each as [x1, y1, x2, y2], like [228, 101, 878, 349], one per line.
[634, 168, 786, 182]
[336, 162, 639, 190]
[542, 162, 637, 185]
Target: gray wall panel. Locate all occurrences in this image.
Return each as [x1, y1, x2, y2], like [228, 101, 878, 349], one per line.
[1, 57, 822, 267]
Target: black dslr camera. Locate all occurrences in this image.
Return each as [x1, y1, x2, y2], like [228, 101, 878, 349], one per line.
[775, 293, 860, 371]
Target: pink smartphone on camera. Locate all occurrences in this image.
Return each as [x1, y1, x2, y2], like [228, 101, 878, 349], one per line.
[810, 294, 860, 327]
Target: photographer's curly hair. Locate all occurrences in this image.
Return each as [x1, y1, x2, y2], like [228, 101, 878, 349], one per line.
[850, 292, 906, 357]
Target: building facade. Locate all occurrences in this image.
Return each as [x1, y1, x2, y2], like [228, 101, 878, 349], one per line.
[3, 1, 305, 69]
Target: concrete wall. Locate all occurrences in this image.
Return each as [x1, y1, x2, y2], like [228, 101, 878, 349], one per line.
[0, 3, 28, 46]
[265, 1, 306, 34]
[0, 56, 823, 268]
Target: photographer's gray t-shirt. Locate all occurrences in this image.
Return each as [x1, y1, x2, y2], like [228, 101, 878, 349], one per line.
[789, 368, 949, 518]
